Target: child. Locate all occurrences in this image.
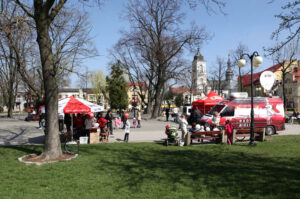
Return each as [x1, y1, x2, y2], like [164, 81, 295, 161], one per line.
[98, 113, 107, 133]
[178, 115, 188, 146]
[114, 117, 119, 129]
[118, 117, 122, 129]
[225, 120, 233, 145]
[124, 120, 130, 142]
[133, 117, 137, 128]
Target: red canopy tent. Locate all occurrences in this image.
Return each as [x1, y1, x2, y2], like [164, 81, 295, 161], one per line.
[192, 91, 224, 114]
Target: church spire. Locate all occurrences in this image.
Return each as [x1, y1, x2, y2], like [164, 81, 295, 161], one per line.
[227, 54, 232, 70]
[194, 48, 204, 61]
[226, 55, 233, 82]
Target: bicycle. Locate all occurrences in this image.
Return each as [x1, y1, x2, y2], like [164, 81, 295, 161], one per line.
[60, 131, 80, 154]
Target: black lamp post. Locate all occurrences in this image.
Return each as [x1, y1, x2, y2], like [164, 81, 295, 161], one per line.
[238, 52, 263, 145]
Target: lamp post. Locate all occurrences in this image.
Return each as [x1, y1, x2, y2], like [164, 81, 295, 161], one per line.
[238, 52, 263, 145]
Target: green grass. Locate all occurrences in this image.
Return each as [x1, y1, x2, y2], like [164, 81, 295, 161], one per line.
[1, 136, 300, 199]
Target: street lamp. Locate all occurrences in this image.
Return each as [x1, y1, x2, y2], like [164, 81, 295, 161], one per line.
[238, 52, 263, 145]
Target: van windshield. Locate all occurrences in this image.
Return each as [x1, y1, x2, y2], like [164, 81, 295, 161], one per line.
[208, 104, 225, 115]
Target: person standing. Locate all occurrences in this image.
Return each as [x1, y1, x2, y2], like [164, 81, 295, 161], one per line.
[74, 113, 84, 138]
[121, 111, 126, 129]
[194, 107, 202, 124]
[98, 113, 108, 133]
[137, 108, 142, 128]
[165, 106, 170, 121]
[64, 114, 72, 132]
[124, 120, 130, 142]
[58, 113, 64, 132]
[212, 112, 220, 130]
[178, 114, 188, 146]
[84, 113, 95, 139]
[173, 106, 179, 123]
[38, 107, 46, 129]
[225, 120, 233, 145]
[105, 110, 113, 135]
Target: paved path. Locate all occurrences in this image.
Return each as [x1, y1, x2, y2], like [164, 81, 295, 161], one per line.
[0, 115, 300, 146]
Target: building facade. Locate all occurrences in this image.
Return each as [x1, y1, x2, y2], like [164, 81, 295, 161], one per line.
[127, 82, 148, 110]
[239, 60, 300, 111]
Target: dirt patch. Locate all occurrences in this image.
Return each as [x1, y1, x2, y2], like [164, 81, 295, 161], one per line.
[19, 153, 77, 165]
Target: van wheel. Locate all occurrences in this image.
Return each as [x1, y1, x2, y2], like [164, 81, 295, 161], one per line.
[266, 126, 275, 136]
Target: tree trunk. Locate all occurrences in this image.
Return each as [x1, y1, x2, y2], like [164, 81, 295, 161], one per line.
[34, 10, 62, 159]
[151, 82, 164, 119]
[7, 46, 17, 118]
[7, 87, 15, 118]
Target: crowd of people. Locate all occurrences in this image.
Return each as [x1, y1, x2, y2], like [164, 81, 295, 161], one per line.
[176, 111, 233, 146]
[58, 109, 142, 143]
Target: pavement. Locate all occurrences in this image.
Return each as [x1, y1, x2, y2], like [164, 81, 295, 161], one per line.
[0, 113, 300, 146]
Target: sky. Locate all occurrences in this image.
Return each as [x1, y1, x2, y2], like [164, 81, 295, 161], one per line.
[70, 0, 289, 87]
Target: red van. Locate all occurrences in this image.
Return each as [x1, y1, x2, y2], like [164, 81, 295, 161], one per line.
[200, 95, 285, 135]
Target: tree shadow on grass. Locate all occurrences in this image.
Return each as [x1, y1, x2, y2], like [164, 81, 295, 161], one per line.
[3, 145, 42, 155]
[97, 144, 300, 198]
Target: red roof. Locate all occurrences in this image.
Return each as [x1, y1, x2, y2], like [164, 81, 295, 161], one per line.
[127, 82, 147, 91]
[239, 64, 281, 86]
[170, 86, 190, 95]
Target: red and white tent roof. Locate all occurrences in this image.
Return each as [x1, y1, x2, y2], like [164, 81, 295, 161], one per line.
[58, 96, 104, 114]
[40, 96, 104, 114]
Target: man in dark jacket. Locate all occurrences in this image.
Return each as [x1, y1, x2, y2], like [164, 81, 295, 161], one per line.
[194, 107, 202, 124]
[105, 110, 113, 135]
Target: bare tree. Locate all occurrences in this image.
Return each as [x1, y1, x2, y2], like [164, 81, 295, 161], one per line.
[13, 0, 100, 160]
[112, 0, 212, 118]
[230, 42, 250, 92]
[272, 40, 299, 108]
[268, 1, 300, 54]
[0, 1, 26, 117]
[177, 62, 193, 104]
[207, 56, 226, 94]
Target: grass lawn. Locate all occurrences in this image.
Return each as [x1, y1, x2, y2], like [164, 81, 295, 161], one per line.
[0, 136, 300, 199]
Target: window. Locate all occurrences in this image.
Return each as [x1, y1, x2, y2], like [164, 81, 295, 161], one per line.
[208, 104, 225, 115]
[220, 106, 235, 117]
[294, 67, 298, 72]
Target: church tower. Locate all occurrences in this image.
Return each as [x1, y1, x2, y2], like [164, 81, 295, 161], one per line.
[225, 56, 234, 92]
[192, 48, 207, 93]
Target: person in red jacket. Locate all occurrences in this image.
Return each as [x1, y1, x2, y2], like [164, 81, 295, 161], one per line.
[98, 113, 107, 133]
[225, 120, 233, 145]
[74, 114, 84, 138]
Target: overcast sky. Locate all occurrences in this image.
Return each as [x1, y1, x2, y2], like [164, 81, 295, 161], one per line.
[70, 0, 291, 87]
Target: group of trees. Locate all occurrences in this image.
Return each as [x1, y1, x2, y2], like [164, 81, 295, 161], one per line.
[112, 0, 226, 118]
[0, 0, 100, 160]
[0, 0, 298, 160]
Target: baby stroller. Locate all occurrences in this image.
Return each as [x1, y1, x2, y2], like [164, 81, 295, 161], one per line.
[164, 125, 180, 146]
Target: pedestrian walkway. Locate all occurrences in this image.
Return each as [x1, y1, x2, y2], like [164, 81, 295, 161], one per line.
[0, 116, 299, 146]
